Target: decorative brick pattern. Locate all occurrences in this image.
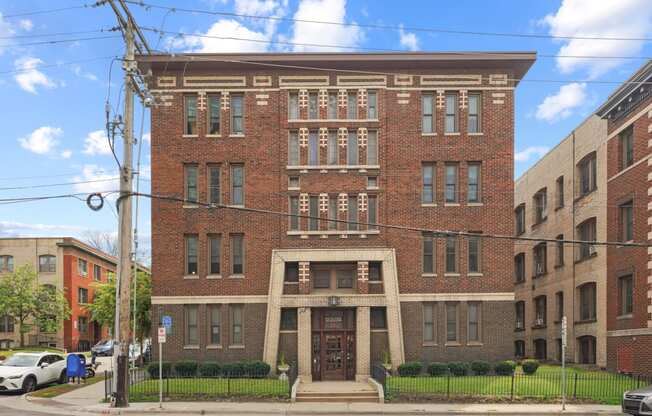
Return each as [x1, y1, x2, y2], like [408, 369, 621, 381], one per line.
[357, 128, 368, 147]
[220, 91, 230, 110]
[459, 90, 468, 109]
[298, 128, 309, 147]
[338, 127, 348, 147]
[358, 193, 368, 212]
[338, 89, 347, 108]
[318, 89, 328, 108]
[319, 193, 329, 212]
[357, 261, 369, 281]
[436, 90, 445, 108]
[338, 193, 348, 212]
[357, 89, 367, 108]
[197, 91, 207, 111]
[299, 193, 309, 213]
[318, 128, 328, 147]
[298, 89, 308, 108]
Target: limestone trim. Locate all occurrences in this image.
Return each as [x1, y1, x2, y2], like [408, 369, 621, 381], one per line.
[151, 295, 267, 304]
[400, 292, 515, 302]
[607, 328, 652, 337]
[606, 100, 652, 142]
[356, 306, 371, 381]
[607, 153, 651, 182]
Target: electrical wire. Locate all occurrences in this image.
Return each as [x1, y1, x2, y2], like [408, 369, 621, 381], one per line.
[0, 35, 120, 48]
[0, 55, 119, 76]
[1, 3, 98, 19]
[0, 29, 112, 40]
[0, 177, 119, 191]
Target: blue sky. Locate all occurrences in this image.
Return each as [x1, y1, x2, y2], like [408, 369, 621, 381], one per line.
[1, 0, 651, 262]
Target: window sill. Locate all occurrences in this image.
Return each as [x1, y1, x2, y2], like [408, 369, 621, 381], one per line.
[445, 342, 461, 347]
[206, 274, 222, 280]
[206, 134, 222, 138]
[182, 134, 198, 138]
[227, 204, 245, 208]
[575, 319, 597, 325]
[422, 133, 437, 137]
[554, 205, 564, 212]
[514, 280, 526, 285]
[206, 344, 223, 349]
[421, 203, 438, 207]
[618, 240, 634, 247]
[444, 203, 460, 207]
[444, 132, 461, 136]
[533, 273, 547, 279]
[287, 230, 380, 237]
[280, 329, 298, 334]
[575, 253, 598, 264]
[554, 264, 564, 269]
[288, 187, 300, 191]
[468, 273, 483, 277]
[574, 188, 597, 204]
[617, 314, 633, 320]
[284, 281, 299, 285]
[228, 274, 245, 279]
[468, 132, 484, 136]
[229, 344, 245, 349]
[229, 134, 245, 138]
[531, 325, 547, 330]
[371, 328, 388, 333]
[467, 342, 483, 347]
[288, 118, 379, 123]
[514, 328, 525, 332]
[183, 274, 199, 280]
[183, 345, 200, 350]
[422, 342, 438, 347]
[531, 218, 547, 230]
[286, 164, 380, 171]
[367, 186, 379, 191]
[467, 202, 483, 206]
[421, 273, 438, 278]
[444, 273, 461, 277]
[183, 204, 199, 209]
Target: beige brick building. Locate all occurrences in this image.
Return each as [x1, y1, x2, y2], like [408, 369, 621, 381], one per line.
[513, 115, 608, 366]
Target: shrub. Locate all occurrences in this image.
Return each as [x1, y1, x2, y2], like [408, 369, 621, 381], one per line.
[146, 362, 172, 378]
[397, 361, 423, 377]
[470, 360, 491, 375]
[173, 360, 198, 377]
[494, 360, 517, 376]
[447, 362, 470, 376]
[198, 362, 221, 377]
[427, 362, 448, 376]
[222, 362, 245, 378]
[521, 359, 540, 375]
[243, 360, 271, 378]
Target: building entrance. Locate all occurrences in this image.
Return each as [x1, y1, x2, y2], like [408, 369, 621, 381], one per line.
[311, 308, 355, 381]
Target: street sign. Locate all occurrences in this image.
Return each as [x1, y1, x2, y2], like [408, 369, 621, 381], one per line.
[561, 316, 567, 346]
[158, 326, 166, 344]
[162, 316, 172, 335]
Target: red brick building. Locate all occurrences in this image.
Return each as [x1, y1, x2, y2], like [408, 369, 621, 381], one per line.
[597, 61, 652, 376]
[140, 52, 535, 381]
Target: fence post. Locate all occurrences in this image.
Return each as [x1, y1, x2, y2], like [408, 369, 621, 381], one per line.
[573, 373, 578, 399]
[228, 376, 231, 396]
[510, 373, 515, 401]
[446, 372, 450, 399]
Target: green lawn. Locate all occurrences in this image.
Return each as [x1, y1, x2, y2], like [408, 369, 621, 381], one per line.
[129, 377, 288, 401]
[386, 365, 643, 405]
[29, 375, 106, 398]
[0, 347, 65, 360]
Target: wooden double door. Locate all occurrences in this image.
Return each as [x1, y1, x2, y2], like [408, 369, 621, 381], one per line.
[311, 308, 355, 381]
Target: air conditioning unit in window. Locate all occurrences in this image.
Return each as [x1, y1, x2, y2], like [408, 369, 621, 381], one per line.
[588, 245, 597, 256]
[534, 318, 544, 327]
[536, 263, 545, 275]
[515, 320, 524, 329]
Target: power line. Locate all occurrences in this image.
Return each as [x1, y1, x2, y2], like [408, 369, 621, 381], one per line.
[0, 191, 118, 205]
[0, 35, 120, 48]
[1, 3, 98, 19]
[0, 55, 119, 76]
[0, 29, 112, 40]
[126, 0, 652, 43]
[0, 177, 119, 191]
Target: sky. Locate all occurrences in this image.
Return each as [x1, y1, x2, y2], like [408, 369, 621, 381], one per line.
[1, 0, 651, 263]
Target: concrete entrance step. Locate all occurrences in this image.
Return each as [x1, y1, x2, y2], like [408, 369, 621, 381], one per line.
[296, 381, 380, 403]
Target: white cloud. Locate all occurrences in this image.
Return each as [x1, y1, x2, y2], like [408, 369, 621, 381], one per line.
[515, 146, 550, 163]
[541, 0, 652, 78]
[72, 64, 98, 81]
[73, 165, 120, 195]
[291, 0, 363, 51]
[398, 25, 419, 51]
[82, 130, 112, 156]
[18, 19, 33, 31]
[535, 82, 587, 122]
[142, 132, 151, 143]
[61, 150, 72, 159]
[234, 0, 288, 35]
[167, 19, 270, 53]
[0, 221, 88, 237]
[18, 126, 63, 155]
[14, 56, 57, 94]
[0, 13, 14, 55]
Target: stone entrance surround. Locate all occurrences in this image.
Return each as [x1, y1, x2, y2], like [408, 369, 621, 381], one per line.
[262, 248, 405, 382]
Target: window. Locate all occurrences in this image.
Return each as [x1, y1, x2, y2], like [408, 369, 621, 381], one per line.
[230, 94, 244, 134]
[79, 316, 88, 333]
[348, 196, 358, 231]
[577, 218, 596, 260]
[0, 315, 14, 333]
[556, 176, 564, 208]
[327, 131, 338, 165]
[337, 269, 354, 288]
[288, 92, 299, 119]
[444, 93, 458, 133]
[209, 235, 221, 275]
[422, 93, 434, 133]
[468, 235, 481, 273]
[534, 296, 546, 327]
[367, 91, 377, 119]
[423, 303, 435, 343]
[185, 164, 198, 203]
[515, 204, 525, 235]
[209, 305, 221, 345]
[368, 262, 382, 282]
[78, 287, 88, 304]
[515, 340, 525, 358]
[231, 234, 244, 275]
[619, 274, 633, 316]
[185, 235, 198, 275]
[347, 131, 358, 165]
[78, 259, 88, 277]
[288, 132, 300, 166]
[620, 126, 634, 169]
[422, 233, 435, 274]
[578, 152, 597, 196]
[578, 335, 596, 364]
[445, 164, 458, 203]
[367, 130, 378, 165]
[579, 282, 596, 321]
[208, 165, 221, 204]
[446, 303, 458, 342]
[515, 301, 525, 330]
[534, 339, 547, 360]
[328, 92, 338, 119]
[288, 176, 299, 189]
[468, 93, 481, 133]
[308, 92, 318, 119]
[0, 255, 13, 273]
[93, 264, 101, 281]
[39, 255, 56, 273]
[309, 196, 319, 231]
[370, 307, 387, 329]
[184, 305, 199, 346]
[184, 95, 197, 135]
[368, 195, 378, 230]
[284, 263, 299, 283]
[555, 234, 564, 267]
[367, 176, 378, 189]
[620, 200, 633, 242]
[533, 243, 547, 276]
[289, 197, 299, 231]
[422, 164, 435, 204]
[347, 92, 357, 119]
[314, 270, 330, 289]
[231, 305, 244, 345]
[308, 131, 318, 166]
[281, 308, 297, 331]
[555, 291, 564, 322]
[445, 236, 458, 273]
[467, 302, 481, 343]
[230, 164, 244, 206]
[533, 188, 547, 224]
[328, 197, 338, 230]
[207, 94, 221, 135]
[514, 253, 525, 283]
[467, 163, 481, 203]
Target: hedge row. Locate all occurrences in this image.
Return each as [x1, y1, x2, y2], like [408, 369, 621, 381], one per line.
[396, 359, 539, 377]
[146, 360, 271, 379]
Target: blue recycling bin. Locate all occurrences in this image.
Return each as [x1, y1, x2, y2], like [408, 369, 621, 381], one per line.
[66, 354, 86, 379]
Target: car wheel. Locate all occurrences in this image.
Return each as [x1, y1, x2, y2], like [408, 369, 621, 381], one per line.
[22, 376, 36, 393]
[58, 370, 67, 384]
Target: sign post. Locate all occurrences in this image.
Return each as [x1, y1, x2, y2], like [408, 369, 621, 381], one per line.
[561, 316, 567, 411]
[157, 326, 166, 409]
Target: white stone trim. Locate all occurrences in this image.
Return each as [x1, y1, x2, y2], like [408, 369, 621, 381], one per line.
[394, 74, 413, 86]
[253, 75, 272, 87]
[399, 292, 515, 302]
[606, 101, 652, 142]
[279, 75, 329, 87]
[337, 75, 386, 86]
[152, 295, 267, 304]
[183, 76, 246, 87]
[607, 153, 651, 182]
[421, 74, 482, 86]
[157, 76, 176, 87]
[607, 327, 652, 337]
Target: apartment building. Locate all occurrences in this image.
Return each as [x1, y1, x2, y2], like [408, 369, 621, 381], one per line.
[140, 52, 535, 381]
[597, 61, 652, 375]
[0, 237, 114, 351]
[513, 116, 608, 367]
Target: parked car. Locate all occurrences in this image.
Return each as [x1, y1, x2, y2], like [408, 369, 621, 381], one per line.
[623, 385, 652, 415]
[0, 352, 66, 393]
[91, 339, 114, 356]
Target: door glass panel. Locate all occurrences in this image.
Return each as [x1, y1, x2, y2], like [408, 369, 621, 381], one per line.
[325, 335, 343, 371]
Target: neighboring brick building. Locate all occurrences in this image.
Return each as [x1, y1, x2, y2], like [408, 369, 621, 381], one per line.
[597, 61, 652, 376]
[513, 115, 608, 367]
[139, 52, 535, 381]
[0, 237, 114, 351]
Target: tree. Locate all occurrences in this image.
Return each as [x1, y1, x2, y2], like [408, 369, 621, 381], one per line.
[84, 269, 151, 347]
[83, 230, 118, 257]
[0, 265, 71, 347]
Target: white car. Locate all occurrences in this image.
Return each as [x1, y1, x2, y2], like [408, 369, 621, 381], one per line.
[0, 352, 66, 393]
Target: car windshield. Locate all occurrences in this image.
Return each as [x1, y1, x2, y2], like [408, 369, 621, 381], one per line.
[1, 355, 39, 367]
